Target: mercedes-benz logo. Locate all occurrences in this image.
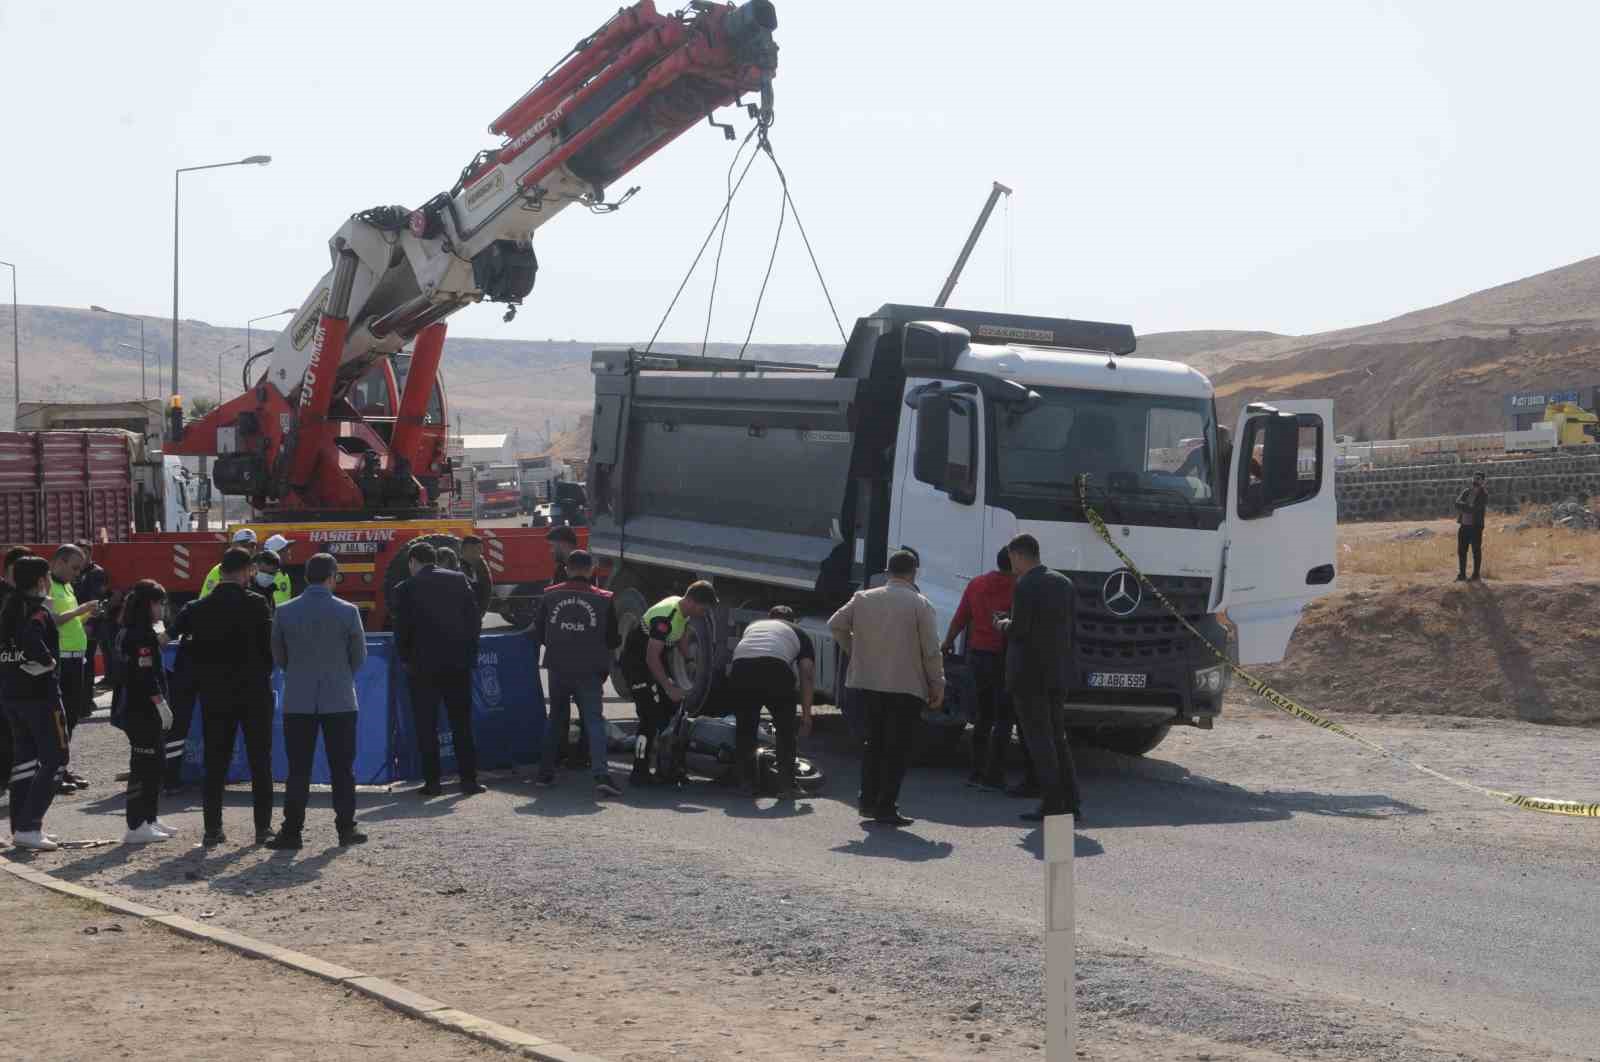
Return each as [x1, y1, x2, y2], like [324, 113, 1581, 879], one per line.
[1102, 569, 1142, 617]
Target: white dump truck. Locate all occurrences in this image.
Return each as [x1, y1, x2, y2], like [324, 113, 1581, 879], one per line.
[587, 304, 1336, 755]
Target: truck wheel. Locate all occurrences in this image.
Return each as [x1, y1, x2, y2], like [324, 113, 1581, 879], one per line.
[381, 532, 462, 606]
[1090, 723, 1172, 757]
[607, 571, 652, 699]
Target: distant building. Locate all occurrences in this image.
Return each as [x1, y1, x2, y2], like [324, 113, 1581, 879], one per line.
[1503, 386, 1600, 430]
[452, 433, 513, 469]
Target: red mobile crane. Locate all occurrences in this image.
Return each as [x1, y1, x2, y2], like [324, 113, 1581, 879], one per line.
[152, 0, 780, 625]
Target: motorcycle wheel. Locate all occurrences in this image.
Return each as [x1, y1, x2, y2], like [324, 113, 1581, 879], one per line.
[757, 749, 825, 792]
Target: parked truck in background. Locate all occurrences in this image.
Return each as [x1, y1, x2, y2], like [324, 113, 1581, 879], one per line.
[477, 464, 523, 518]
[518, 455, 571, 511]
[587, 304, 1338, 756]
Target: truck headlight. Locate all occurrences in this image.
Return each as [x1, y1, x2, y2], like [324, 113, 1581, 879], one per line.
[1192, 664, 1229, 695]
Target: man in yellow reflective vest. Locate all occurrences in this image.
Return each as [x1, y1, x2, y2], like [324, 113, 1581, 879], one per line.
[201, 529, 259, 598]
[201, 531, 292, 604]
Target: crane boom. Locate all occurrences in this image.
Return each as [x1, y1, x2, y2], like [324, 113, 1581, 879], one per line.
[172, 0, 779, 516]
[934, 180, 1011, 308]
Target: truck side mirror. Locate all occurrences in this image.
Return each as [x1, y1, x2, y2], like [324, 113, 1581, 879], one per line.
[913, 394, 951, 489]
[914, 393, 978, 505]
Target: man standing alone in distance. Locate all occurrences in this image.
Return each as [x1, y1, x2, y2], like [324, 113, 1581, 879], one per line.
[997, 533, 1082, 823]
[392, 541, 485, 797]
[829, 549, 944, 828]
[1455, 471, 1489, 582]
[270, 553, 369, 849]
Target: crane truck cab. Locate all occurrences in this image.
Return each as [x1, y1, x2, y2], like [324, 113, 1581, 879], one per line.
[587, 304, 1337, 756]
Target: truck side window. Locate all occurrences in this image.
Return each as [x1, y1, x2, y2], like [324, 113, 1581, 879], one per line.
[1238, 413, 1323, 518]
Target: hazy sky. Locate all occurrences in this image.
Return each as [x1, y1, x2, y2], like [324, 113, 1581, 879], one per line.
[2, 0, 1597, 350]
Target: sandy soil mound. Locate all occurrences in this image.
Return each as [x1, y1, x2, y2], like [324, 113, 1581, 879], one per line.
[1259, 580, 1600, 726]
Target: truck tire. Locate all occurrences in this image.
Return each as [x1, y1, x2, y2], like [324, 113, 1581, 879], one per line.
[1090, 723, 1172, 757]
[606, 570, 653, 699]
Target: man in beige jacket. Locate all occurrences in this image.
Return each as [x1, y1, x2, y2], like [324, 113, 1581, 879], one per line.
[828, 550, 945, 827]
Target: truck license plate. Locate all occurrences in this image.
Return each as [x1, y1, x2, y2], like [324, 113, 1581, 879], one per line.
[1088, 672, 1147, 689]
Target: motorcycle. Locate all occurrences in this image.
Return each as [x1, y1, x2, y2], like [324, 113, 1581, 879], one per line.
[572, 713, 825, 794]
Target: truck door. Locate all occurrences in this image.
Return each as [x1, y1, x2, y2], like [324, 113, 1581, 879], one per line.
[889, 384, 987, 621]
[1218, 399, 1337, 665]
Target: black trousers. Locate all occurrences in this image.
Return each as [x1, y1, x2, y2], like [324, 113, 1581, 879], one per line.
[1458, 525, 1484, 578]
[409, 668, 478, 787]
[973, 651, 1035, 786]
[1013, 690, 1082, 814]
[281, 712, 358, 836]
[731, 657, 799, 789]
[59, 654, 87, 735]
[201, 705, 275, 835]
[857, 689, 923, 817]
[124, 707, 164, 829]
[627, 675, 676, 779]
[4, 698, 68, 834]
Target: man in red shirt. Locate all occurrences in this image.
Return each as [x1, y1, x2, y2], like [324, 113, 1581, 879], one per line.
[943, 548, 1035, 793]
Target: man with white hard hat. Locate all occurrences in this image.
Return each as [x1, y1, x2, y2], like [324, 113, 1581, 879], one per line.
[200, 529, 259, 598]
[260, 535, 295, 605]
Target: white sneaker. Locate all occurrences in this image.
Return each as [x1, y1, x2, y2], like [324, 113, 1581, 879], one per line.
[150, 819, 178, 837]
[13, 830, 59, 851]
[122, 823, 171, 844]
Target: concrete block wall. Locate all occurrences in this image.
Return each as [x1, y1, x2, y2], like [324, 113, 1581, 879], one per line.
[1335, 450, 1600, 521]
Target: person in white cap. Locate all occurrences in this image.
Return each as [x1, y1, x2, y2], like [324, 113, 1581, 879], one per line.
[200, 529, 258, 598]
[259, 535, 295, 605]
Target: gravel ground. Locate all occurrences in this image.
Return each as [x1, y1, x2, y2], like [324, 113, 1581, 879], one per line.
[4, 693, 1592, 1061]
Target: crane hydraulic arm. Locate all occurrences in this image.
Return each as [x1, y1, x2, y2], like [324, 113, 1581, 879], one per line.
[172, 0, 779, 516]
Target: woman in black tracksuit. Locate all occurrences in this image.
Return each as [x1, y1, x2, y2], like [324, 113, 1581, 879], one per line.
[116, 580, 173, 842]
[2, 556, 69, 850]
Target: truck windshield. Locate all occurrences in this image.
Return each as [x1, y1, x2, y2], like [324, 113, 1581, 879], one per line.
[994, 387, 1219, 508]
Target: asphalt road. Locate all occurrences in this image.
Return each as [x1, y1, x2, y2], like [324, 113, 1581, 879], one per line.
[575, 700, 1600, 1057]
[18, 692, 1599, 1058]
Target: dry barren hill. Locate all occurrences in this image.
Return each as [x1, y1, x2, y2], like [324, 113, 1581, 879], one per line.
[1169, 254, 1600, 377]
[0, 304, 835, 439]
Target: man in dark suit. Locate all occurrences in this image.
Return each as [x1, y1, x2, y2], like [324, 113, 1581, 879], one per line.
[998, 533, 1083, 823]
[183, 546, 277, 845]
[392, 541, 484, 797]
[269, 553, 369, 849]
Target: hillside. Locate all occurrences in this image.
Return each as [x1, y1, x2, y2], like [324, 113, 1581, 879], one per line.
[0, 305, 836, 441]
[1134, 329, 1282, 362]
[1211, 326, 1600, 440]
[1171, 254, 1600, 376]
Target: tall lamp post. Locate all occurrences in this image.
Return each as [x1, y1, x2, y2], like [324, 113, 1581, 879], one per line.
[1, 259, 18, 417]
[117, 345, 150, 400]
[246, 307, 297, 385]
[172, 155, 271, 438]
[91, 305, 148, 400]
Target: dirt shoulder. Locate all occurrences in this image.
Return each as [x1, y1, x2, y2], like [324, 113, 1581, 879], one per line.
[0, 872, 504, 1062]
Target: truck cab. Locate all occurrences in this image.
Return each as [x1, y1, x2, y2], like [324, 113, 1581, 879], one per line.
[587, 304, 1337, 755]
[888, 318, 1334, 750]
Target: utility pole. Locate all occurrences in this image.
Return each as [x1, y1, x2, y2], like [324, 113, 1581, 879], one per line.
[935, 181, 1012, 308]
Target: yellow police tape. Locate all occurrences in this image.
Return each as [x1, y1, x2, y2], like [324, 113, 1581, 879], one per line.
[1074, 475, 1600, 818]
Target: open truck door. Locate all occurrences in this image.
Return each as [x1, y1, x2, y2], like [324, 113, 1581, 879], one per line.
[1219, 399, 1337, 665]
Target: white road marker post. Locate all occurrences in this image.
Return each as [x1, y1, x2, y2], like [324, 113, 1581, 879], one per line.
[1045, 813, 1075, 1059]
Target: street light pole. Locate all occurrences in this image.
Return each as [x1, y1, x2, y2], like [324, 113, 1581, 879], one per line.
[1, 259, 18, 415]
[246, 307, 297, 388]
[91, 306, 148, 401]
[171, 155, 272, 437]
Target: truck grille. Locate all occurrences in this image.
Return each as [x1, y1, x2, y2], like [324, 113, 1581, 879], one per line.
[1063, 570, 1212, 664]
